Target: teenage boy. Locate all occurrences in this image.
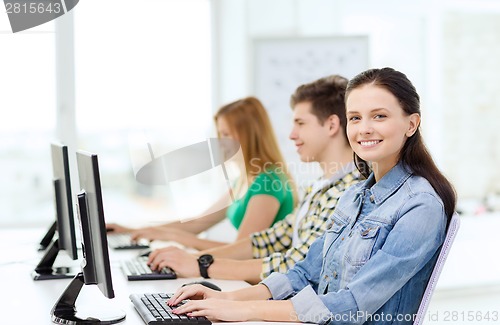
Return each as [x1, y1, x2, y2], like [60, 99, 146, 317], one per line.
[148, 75, 361, 283]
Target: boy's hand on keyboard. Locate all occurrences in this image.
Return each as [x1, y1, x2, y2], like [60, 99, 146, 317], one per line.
[167, 283, 226, 306]
[148, 246, 198, 277]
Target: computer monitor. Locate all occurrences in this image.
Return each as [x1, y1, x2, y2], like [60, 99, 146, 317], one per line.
[32, 142, 79, 280]
[51, 150, 125, 324]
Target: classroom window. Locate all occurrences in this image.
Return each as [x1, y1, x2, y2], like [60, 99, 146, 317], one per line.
[0, 0, 212, 227]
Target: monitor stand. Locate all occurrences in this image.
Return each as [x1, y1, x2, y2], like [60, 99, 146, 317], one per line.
[31, 239, 79, 281]
[38, 220, 57, 251]
[51, 273, 126, 325]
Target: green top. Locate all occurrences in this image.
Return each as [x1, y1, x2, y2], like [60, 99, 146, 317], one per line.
[226, 168, 295, 230]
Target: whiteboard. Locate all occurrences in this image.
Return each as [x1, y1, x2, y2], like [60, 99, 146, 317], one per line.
[252, 36, 369, 185]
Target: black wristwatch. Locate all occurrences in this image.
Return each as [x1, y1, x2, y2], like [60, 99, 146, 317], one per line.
[197, 254, 214, 278]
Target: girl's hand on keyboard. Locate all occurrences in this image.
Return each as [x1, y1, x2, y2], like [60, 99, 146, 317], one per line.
[171, 299, 252, 322]
[130, 227, 194, 243]
[130, 226, 169, 241]
[106, 223, 132, 233]
[167, 284, 227, 306]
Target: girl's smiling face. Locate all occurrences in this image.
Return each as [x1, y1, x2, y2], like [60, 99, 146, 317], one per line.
[346, 84, 420, 180]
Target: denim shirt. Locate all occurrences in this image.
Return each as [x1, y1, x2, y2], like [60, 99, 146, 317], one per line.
[262, 162, 447, 325]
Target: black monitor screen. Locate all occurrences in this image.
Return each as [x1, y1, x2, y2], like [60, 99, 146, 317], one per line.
[51, 142, 78, 260]
[76, 150, 114, 298]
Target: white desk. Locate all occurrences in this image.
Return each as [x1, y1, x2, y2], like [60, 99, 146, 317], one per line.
[0, 228, 285, 325]
[4, 214, 500, 325]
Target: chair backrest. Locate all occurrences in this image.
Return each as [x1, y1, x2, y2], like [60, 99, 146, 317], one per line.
[413, 212, 460, 325]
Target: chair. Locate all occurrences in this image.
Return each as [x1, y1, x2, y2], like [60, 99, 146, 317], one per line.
[413, 212, 460, 325]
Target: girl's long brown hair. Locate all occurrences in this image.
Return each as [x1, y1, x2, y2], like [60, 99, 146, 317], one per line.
[346, 68, 456, 220]
[214, 97, 296, 199]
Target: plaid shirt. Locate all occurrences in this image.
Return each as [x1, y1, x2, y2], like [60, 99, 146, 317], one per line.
[251, 169, 362, 279]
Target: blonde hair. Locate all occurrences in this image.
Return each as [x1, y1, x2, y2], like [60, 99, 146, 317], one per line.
[214, 97, 296, 198]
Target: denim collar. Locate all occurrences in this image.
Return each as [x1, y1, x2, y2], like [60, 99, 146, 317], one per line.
[354, 162, 413, 205]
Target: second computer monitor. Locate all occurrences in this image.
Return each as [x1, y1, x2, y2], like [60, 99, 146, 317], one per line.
[32, 142, 79, 280]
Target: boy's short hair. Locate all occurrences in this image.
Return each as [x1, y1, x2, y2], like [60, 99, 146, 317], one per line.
[290, 75, 348, 136]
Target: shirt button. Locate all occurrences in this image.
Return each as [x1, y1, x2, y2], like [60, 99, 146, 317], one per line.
[369, 195, 375, 203]
[333, 271, 338, 279]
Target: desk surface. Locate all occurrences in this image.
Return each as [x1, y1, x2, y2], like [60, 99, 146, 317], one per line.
[0, 228, 286, 325]
[3, 214, 500, 324]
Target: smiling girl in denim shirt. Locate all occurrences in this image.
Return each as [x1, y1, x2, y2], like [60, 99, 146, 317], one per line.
[168, 68, 457, 325]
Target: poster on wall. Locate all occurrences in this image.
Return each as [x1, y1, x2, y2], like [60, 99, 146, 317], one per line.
[252, 36, 369, 184]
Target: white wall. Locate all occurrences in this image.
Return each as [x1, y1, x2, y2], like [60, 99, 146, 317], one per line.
[3, 0, 500, 223]
[212, 0, 500, 203]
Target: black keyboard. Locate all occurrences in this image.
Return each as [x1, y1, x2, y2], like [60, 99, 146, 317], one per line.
[121, 256, 177, 281]
[130, 293, 211, 325]
[107, 233, 150, 250]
